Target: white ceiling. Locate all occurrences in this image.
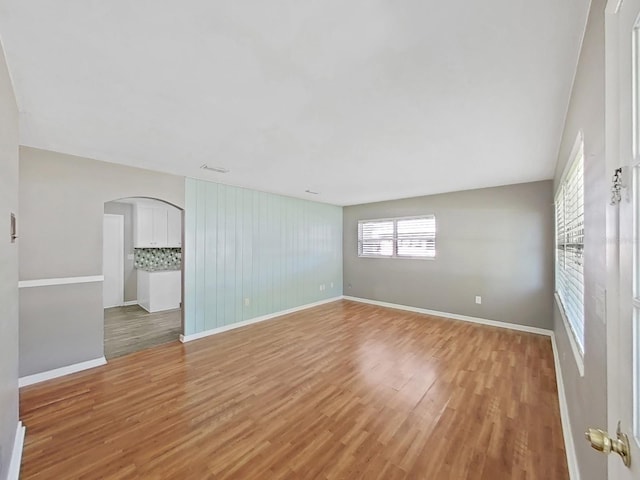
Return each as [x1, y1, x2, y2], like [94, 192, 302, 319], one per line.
[0, 0, 590, 206]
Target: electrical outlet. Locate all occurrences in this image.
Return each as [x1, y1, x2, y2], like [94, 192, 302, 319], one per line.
[475, 296, 482, 305]
[244, 298, 250, 306]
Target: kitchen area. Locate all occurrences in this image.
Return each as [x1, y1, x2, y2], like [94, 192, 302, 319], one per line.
[103, 197, 182, 359]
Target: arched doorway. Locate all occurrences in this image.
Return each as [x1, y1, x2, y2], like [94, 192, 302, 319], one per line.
[103, 197, 184, 359]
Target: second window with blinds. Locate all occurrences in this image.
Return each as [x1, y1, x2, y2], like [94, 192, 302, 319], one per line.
[358, 216, 436, 259]
[555, 133, 585, 355]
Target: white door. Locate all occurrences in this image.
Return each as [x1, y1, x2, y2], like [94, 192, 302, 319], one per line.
[103, 214, 124, 308]
[604, 0, 640, 477]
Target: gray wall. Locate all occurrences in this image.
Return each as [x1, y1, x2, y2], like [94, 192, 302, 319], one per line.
[19, 147, 185, 376]
[343, 180, 554, 329]
[553, 1, 607, 479]
[104, 201, 136, 302]
[0, 38, 19, 479]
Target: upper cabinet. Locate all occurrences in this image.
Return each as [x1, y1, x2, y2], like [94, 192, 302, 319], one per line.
[167, 208, 181, 247]
[134, 203, 181, 248]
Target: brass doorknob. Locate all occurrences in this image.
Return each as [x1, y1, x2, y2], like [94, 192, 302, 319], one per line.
[585, 421, 631, 467]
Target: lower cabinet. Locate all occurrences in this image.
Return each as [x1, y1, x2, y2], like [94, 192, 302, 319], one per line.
[137, 269, 181, 313]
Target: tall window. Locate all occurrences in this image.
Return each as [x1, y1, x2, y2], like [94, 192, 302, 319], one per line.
[555, 136, 585, 353]
[358, 216, 436, 258]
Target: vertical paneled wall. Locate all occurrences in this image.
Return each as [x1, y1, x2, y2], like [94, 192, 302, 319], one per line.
[184, 178, 343, 335]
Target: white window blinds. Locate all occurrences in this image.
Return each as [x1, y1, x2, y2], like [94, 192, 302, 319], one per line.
[555, 139, 585, 353]
[358, 216, 436, 258]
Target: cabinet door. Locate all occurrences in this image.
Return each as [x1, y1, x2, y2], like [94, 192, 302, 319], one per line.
[135, 206, 155, 247]
[167, 208, 182, 247]
[152, 207, 169, 247]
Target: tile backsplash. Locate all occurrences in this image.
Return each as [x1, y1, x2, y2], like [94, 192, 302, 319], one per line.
[135, 248, 182, 271]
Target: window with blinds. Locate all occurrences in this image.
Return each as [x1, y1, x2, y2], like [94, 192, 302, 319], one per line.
[555, 138, 585, 354]
[358, 216, 436, 258]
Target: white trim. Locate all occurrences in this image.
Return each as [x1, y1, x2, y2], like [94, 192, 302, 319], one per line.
[556, 130, 585, 189]
[342, 296, 553, 336]
[551, 333, 581, 480]
[8, 421, 25, 480]
[18, 275, 104, 289]
[180, 297, 342, 343]
[555, 293, 586, 377]
[123, 300, 139, 307]
[19, 357, 107, 388]
[606, 0, 624, 15]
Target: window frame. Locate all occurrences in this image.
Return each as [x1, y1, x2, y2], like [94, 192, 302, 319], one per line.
[554, 131, 585, 374]
[357, 215, 436, 260]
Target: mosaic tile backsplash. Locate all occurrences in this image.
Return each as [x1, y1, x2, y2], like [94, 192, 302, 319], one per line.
[135, 248, 182, 271]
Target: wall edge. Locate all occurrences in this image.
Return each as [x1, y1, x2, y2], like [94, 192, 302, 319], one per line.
[551, 333, 582, 480]
[7, 421, 25, 480]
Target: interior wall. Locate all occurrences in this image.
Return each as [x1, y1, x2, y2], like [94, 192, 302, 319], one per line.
[553, 1, 607, 479]
[184, 178, 343, 335]
[19, 147, 185, 377]
[104, 201, 136, 303]
[0, 37, 19, 480]
[343, 180, 554, 329]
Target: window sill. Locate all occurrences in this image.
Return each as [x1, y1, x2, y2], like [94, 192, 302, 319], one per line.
[357, 255, 436, 260]
[554, 292, 585, 377]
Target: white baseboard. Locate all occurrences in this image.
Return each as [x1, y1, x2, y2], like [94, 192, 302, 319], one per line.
[180, 296, 342, 343]
[19, 356, 107, 388]
[8, 421, 25, 480]
[123, 300, 138, 306]
[342, 296, 553, 336]
[551, 334, 580, 480]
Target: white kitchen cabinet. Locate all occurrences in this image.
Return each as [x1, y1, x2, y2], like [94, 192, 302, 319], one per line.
[137, 269, 181, 312]
[136, 206, 155, 247]
[152, 208, 168, 246]
[134, 204, 181, 248]
[167, 208, 182, 247]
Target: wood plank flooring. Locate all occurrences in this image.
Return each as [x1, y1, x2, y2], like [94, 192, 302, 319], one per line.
[104, 305, 181, 359]
[21, 300, 568, 479]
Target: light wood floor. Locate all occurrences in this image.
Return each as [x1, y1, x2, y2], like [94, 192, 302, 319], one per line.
[104, 305, 182, 359]
[21, 300, 567, 479]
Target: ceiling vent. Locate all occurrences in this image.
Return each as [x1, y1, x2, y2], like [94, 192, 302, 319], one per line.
[201, 164, 229, 174]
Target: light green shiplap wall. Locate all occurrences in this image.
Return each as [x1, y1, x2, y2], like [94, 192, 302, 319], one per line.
[184, 178, 343, 335]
